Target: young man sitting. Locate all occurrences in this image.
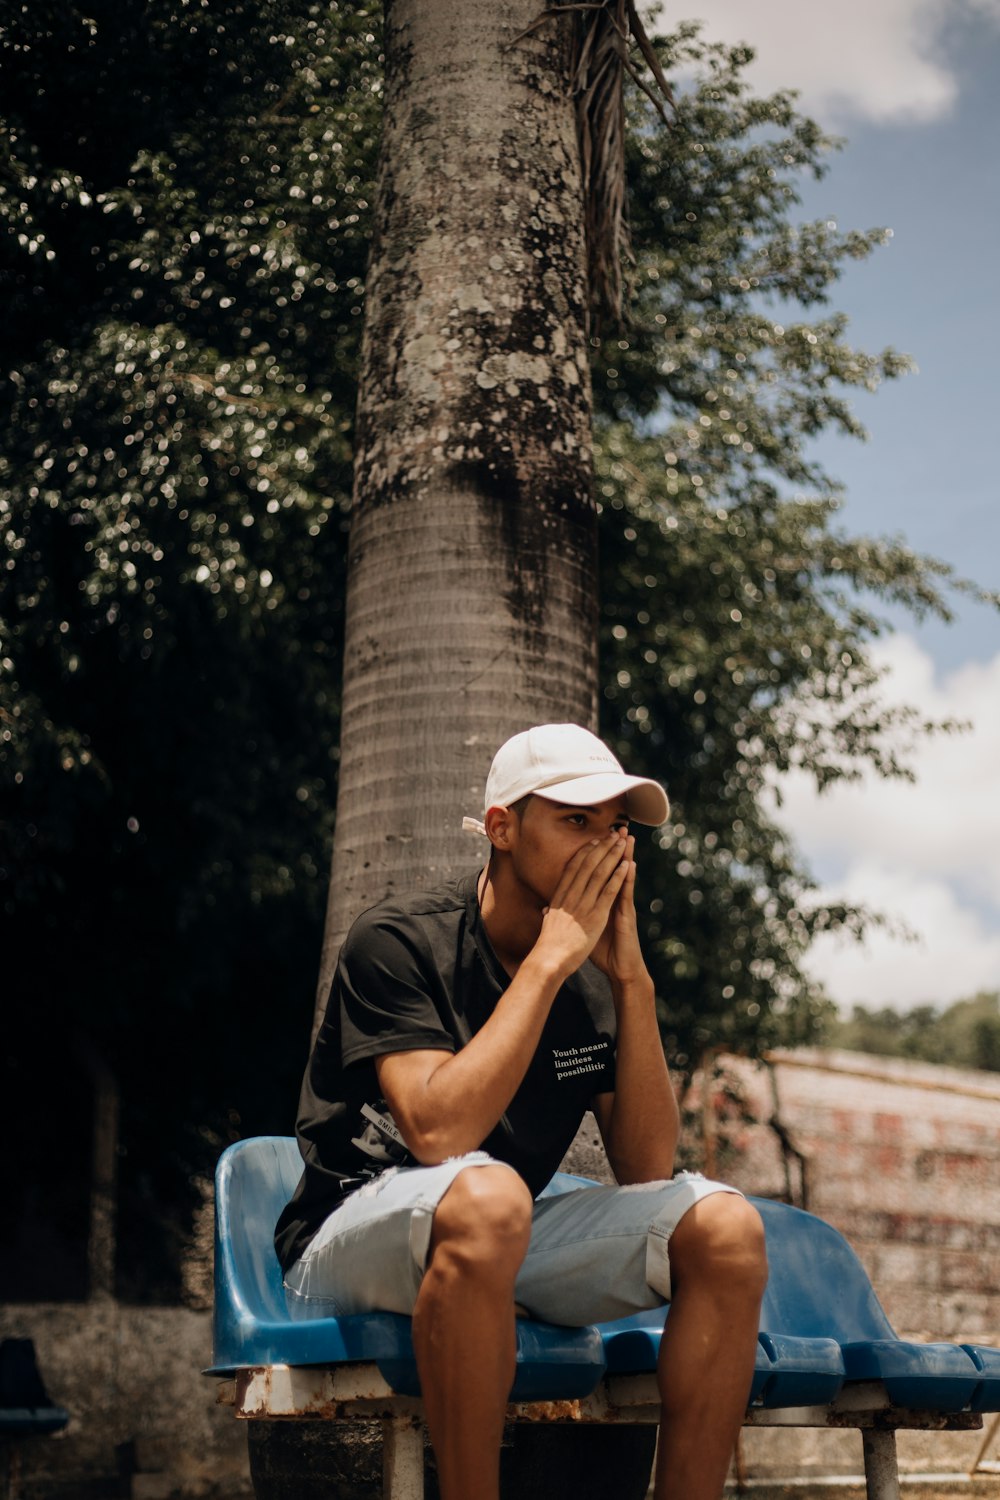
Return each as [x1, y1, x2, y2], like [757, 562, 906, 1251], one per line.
[275, 723, 767, 1500]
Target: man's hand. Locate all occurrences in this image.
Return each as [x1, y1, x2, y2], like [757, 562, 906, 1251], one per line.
[589, 835, 650, 990]
[585, 832, 676, 1186]
[533, 833, 631, 981]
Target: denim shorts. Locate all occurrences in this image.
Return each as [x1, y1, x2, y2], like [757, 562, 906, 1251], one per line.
[283, 1153, 742, 1327]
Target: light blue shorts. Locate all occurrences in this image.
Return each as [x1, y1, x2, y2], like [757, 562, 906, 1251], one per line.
[283, 1153, 742, 1327]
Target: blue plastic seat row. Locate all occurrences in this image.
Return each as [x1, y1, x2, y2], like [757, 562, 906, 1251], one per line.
[208, 1136, 1000, 1414]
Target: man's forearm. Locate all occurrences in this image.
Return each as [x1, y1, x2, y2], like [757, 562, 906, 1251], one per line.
[378, 949, 568, 1162]
[604, 977, 679, 1183]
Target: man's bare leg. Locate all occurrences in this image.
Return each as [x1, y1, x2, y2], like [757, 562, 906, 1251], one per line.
[654, 1194, 768, 1500]
[411, 1166, 533, 1500]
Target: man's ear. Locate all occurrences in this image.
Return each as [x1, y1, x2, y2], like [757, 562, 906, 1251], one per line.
[485, 805, 515, 851]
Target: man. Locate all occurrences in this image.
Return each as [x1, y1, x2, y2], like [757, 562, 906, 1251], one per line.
[276, 723, 767, 1500]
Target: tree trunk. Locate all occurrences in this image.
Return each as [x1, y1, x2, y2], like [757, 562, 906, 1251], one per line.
[316, 0, 598, 1031]
[302, 7, 648, 1494]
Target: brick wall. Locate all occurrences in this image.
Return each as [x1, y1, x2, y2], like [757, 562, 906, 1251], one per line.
[698, 1048, 1000, 1344]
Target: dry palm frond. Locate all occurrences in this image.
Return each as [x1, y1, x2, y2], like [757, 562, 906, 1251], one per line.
[570, 0, 673, 330]
[513, 1, 673, 330]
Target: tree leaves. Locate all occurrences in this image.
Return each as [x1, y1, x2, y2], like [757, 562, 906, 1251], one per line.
[0, 0, 382, 1298]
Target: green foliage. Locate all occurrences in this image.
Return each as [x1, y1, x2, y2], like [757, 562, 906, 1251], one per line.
[824, 993, 1000, 1073]
[1, 6, 991, 1291]
[0, 0, 382, 1297]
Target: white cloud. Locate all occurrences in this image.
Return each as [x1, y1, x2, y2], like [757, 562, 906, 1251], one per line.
[774, 634, 1000, 1009]
[664, 0, 1000, 124]
[802, 863, 1000, 1011]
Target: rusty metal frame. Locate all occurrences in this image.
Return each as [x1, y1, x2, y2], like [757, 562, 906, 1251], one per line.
[217, 1366, 984, 1500]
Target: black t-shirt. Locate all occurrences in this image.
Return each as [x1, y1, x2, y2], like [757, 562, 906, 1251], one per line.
[274, 872, 617, 1271]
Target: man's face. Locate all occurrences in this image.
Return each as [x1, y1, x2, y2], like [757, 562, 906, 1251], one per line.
[502, 794, 631, 907]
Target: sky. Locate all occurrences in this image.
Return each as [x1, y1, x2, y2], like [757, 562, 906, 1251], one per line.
[672, 0, 1000, 1013]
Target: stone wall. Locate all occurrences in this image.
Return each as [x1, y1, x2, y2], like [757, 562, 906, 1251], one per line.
[0, 1301, 250, 1499]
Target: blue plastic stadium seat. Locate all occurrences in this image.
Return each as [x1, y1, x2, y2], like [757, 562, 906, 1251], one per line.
[592, 1197, 854, 1407]
[209, 1136, 606, 1400]
[0, 1407, 70, 1438]
[841, 1340, 983, 1412]
[752, 1332, 845, 1408]
[532, 1173, 850, 1406]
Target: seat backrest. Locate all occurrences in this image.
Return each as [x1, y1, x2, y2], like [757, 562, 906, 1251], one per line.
[215, 1135, 302, 1324]
[752, 1196, 897, 1344]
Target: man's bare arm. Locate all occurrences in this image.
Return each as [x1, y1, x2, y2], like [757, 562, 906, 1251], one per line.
[376, 835, 631, 1163]
[590, 838, 679, 1183]
[591, 981, 679, 1185]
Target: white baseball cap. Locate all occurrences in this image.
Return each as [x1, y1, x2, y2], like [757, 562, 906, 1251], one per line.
[463, 723, 669, 835]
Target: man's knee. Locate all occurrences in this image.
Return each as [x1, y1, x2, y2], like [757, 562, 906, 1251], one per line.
[668, 1192, 768, 1299]
[429, 1165, 533, 1282]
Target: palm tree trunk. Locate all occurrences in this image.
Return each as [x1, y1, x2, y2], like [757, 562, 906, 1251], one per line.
[316, 0, 598, 1027]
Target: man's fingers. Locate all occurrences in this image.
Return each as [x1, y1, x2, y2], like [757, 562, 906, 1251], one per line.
[542, 841, 631, 971]
[589, 864, 631, 948]
[574, 840, 629, 914]
[552, 833, 624, 908]
[620, 836, 637, 903]
[587, 849, 630, 920]
[548, 841, 594, 908]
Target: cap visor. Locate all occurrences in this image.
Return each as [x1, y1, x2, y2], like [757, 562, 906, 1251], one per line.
[533, 773, 669, 826]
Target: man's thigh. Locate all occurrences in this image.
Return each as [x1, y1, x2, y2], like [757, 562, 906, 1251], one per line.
[515, 1173, 743, 1326]
[282, 1152, 517, 1316]
[284, 1160, 741, 1325]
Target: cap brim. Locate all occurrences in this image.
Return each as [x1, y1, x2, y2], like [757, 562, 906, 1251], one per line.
[532, 773, 669, 827]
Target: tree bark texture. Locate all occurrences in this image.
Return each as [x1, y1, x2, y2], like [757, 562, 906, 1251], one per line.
[317, 0, 598, 1026]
